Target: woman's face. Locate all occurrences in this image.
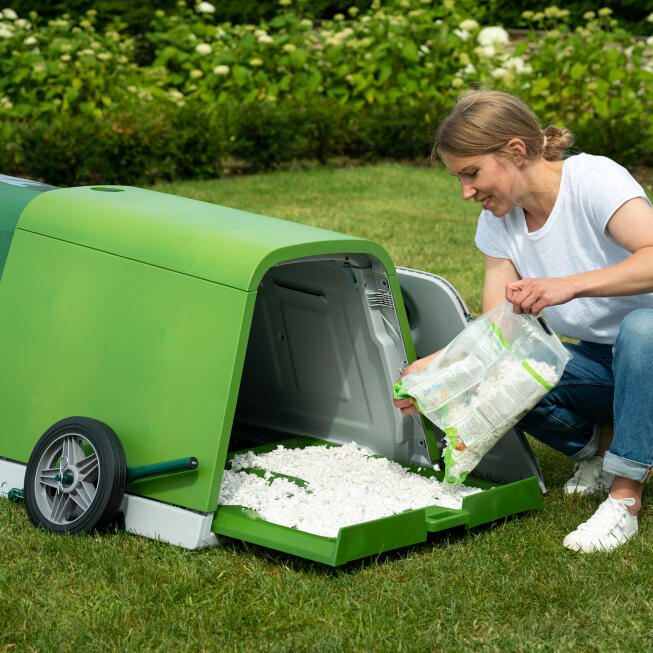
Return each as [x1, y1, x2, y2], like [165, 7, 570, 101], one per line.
[443, 152, 520, 217]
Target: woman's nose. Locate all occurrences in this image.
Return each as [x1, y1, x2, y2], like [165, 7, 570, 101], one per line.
[461, 181, 476, 200]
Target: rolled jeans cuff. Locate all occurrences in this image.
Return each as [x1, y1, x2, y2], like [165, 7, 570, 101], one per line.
[568, 425, 601, 462]
[603, 452, 653, 483]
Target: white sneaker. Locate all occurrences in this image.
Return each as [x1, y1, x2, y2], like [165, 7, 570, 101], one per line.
[563, 456, 614, 495]
[563, 497, 638, 553]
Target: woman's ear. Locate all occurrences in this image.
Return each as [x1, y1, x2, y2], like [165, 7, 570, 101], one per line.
[507, 138, 527, 166]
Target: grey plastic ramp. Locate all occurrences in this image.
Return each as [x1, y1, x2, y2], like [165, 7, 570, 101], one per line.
[396, 266, 546, 493]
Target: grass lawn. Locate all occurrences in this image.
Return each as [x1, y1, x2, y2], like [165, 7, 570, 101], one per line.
[1, 163, 652, 652]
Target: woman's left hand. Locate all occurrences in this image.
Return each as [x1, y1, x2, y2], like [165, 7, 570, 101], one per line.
[505, 276, 575, 315]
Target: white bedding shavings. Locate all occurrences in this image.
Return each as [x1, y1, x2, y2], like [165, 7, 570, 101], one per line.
[218, 442, 481, 538]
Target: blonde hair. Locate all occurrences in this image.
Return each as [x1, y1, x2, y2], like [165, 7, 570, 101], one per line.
[435, 90, 573, 162]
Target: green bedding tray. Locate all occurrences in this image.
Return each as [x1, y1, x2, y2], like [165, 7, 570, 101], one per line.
[212, 439, 542, 566]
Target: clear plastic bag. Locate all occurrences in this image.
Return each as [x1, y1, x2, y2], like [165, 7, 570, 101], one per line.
[394, 301, 571, 483]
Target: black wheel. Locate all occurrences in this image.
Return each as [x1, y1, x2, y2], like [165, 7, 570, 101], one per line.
[24, 417, 127, 535]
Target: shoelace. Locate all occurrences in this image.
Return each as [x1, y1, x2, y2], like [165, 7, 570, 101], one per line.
[577, 499, 630, 533]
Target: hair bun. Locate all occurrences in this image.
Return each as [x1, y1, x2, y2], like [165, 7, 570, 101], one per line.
[542, 125, 574, 161]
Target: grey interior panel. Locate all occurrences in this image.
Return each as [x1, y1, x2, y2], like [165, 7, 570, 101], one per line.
[396, 267, 471, 357]
[233, 256, 431, 466]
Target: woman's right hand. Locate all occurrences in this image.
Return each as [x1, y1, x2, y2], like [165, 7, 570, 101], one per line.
[393, 350, 441, 416]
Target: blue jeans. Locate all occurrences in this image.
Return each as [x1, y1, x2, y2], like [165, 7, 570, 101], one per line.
[517, 308, 653, 483]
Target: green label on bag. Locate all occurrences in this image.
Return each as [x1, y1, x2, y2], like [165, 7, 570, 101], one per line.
[490, 322, 510, 349]
[521, 360, 553, 391]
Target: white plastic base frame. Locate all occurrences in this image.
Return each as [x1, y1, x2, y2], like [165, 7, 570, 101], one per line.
[120, 493, 219, 549]
[0, 458, 219, 549]
[0, 458, 27, 497]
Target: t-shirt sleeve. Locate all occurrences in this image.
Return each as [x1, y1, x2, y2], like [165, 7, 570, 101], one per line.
[578, 156, 651, 232]
[475, 210, 512, 259]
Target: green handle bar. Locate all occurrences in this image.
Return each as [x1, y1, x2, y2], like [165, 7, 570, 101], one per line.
[127, 457, 198, 483]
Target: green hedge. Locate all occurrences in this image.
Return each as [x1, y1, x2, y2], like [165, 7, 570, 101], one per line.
[1, 2, 651, 185]
[4, 92, 648, 188]
[2, 99, 443, 185]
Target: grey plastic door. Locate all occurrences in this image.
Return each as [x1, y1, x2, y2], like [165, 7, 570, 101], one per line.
[396, 267, 546, 493]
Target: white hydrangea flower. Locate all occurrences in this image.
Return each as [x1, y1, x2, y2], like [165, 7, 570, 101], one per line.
[0, 25, 13, 38]
[23, 35, 37, 45]
[454, 28, 470, 42]
[60, 54, 71, 61]
[196, 2, 215, 13]
[2, 7, 17, 20]
[258, 34, 274, 44]
[462, 62, 476, 75]
[459, 19, 479, 31]
[477, 26, 509, 47]
[282, 43, 296, 52]
[189, 68, 203, 78]
[249, 58, 263, 66]
[491, 67, 508, 79]
[78, 48, 95, 56]
[598, 7, 612, 17]
[504, 56, 532, 74]
[451, 77, 464, 88]
[195, 42, 212, 55]
[97, 52, 112, 60]
[300, 18, 313, 28]
[213, 64, 230, 75]
[474, 44, 496, 58]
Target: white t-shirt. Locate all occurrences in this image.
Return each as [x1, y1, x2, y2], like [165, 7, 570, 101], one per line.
[475, 153, 653, 344]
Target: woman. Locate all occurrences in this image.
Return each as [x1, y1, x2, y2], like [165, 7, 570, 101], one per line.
[394, 90, 653, 553]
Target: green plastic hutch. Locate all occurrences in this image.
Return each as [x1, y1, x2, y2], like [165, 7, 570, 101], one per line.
[0, 174, 543, 566]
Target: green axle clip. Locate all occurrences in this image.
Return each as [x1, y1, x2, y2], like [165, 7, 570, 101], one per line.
[8, 488, 24, 503]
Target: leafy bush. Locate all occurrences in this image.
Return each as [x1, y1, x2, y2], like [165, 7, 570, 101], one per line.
[0, 1, 651, 185]
[452, 8, 653, 163]
[482, 0, 651, 35]
[7, 102, 225, 186]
